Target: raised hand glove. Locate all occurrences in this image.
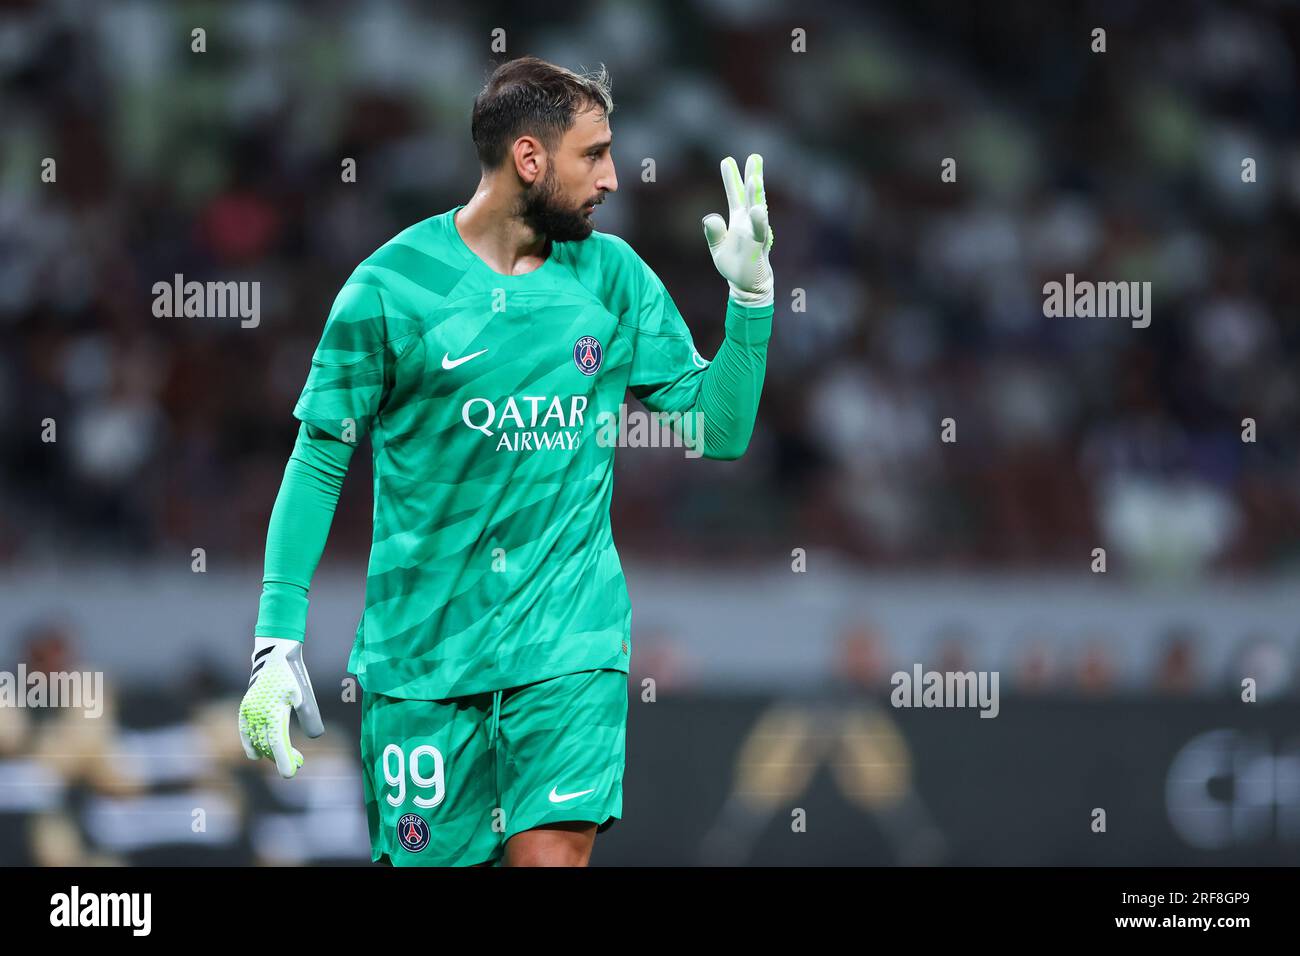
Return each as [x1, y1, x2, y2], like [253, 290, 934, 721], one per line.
[238, 636, 324, 778]
[701, 153, 774, 309]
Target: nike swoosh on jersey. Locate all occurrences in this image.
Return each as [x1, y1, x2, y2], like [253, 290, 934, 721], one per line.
[548, 786, 596, 803]
[442, 348, 489, 369]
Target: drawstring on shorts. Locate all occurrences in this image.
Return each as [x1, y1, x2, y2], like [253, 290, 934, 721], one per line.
[488, 689, 502, 750]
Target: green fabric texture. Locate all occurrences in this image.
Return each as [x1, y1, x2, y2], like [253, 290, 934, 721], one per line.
[254, 422, 356, 640]
[254, 206, 772, 698]
[696, 298, 773, 459]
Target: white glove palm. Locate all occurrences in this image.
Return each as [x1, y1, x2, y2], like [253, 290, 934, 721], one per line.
[238, 637, 324, 778]
[701, 153, 774, 308]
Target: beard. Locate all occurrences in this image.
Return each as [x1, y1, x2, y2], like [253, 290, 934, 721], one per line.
[516, 165, 597, 243]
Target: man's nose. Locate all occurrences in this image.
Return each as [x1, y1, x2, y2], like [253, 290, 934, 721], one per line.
[598, 162, 618, 194]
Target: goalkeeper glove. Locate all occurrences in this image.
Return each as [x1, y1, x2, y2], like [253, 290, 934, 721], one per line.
[701, 153, 775, 309]
[238, 636, 324, 778]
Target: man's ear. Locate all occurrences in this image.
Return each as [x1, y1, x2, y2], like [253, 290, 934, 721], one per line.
[512, 135, 545, 185]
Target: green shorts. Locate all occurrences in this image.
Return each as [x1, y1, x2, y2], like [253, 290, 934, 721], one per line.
[360, 667, 627, 866]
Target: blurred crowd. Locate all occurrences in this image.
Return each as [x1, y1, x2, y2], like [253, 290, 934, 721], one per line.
[2, 0, 1299, 580]
[3, 605, 1297, 866]
[0, 620, 371, 865]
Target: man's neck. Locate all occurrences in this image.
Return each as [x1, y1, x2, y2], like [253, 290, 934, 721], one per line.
[454, 182, 550, 276]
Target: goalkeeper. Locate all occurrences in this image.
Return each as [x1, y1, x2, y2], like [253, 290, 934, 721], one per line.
[239, 55, 774, 867]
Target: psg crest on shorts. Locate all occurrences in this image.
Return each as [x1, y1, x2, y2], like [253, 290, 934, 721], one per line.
[574, 336, 603, 376]
[396, 813, 430, 852]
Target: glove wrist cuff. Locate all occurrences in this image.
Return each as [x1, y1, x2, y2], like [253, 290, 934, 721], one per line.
[727, 288, 774, 310]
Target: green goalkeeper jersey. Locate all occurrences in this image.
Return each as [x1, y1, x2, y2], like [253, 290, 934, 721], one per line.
[293, 205, 772, 700]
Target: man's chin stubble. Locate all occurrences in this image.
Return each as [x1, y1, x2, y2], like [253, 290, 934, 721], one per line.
[517, 186, 594, 243]
[531, 210, 593, 243]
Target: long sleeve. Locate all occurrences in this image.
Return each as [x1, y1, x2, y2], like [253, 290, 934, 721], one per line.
[690, 298, 773, 459]
[253, 421, 357, 640]
[622, 242, 774, 460]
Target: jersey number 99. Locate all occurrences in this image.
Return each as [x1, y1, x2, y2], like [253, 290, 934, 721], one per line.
[382, 743, 446, 809]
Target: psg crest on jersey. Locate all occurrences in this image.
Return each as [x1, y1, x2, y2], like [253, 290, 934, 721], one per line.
[396, 813, 430, 852]
[573, 336, 603, 376]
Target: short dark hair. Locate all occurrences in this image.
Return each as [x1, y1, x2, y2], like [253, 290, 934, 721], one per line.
[471, 56, 614, 170]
